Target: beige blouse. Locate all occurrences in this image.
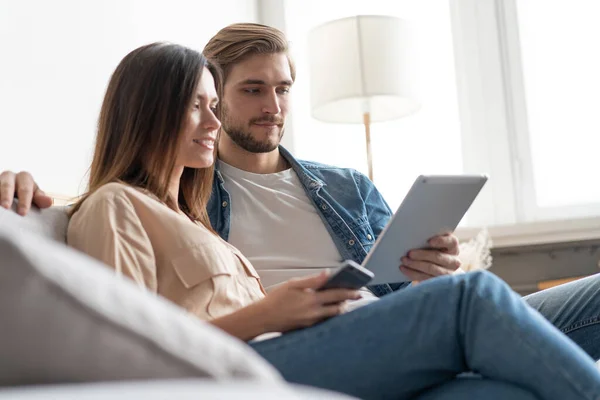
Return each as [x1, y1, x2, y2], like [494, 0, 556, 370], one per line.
[67, 182, 267, 321]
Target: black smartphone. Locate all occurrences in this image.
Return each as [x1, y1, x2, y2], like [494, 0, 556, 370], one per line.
[318, 260, 375, 291]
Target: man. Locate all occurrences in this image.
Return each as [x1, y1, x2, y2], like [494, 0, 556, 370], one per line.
[2, 23, 600, 360]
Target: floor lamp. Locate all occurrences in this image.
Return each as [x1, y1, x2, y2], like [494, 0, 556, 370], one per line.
[308, 15, 421, 181]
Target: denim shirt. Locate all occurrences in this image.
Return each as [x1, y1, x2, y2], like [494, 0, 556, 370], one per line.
[207, 146, 410, 297]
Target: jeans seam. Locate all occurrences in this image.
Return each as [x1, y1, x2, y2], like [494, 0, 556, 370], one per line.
[561, 317, 600, 335]
[479, 293, 598, 400]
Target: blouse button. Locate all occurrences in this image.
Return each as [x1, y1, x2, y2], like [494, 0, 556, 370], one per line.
[367, 234, 373, 241]
[222, 201, 228, 207]
[348, 239, 355, 246]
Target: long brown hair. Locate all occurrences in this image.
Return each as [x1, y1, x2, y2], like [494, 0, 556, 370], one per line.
[71, 42, 217, 228]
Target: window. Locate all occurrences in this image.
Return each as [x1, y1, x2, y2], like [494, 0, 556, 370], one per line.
[515, 0, 600, 219]
[283, 0, 463, 213]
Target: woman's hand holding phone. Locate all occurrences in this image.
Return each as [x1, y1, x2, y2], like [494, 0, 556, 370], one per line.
[256, 271, 361, 333]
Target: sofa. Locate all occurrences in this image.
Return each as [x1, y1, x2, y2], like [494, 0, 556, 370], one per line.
[2, 202, 598, 399]
[0, 202, 356, 399]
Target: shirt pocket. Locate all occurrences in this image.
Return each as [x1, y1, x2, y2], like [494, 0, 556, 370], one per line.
[171, 243, 261, 318]
[230, 250, 262, 282]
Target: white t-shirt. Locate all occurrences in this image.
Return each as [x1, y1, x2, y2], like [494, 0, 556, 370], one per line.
[218, 160, 377, 308]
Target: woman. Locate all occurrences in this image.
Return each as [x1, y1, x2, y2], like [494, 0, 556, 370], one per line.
[67, 42, 600, 400]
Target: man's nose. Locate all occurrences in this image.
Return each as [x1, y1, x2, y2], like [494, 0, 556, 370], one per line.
[261, 90, 281, 114]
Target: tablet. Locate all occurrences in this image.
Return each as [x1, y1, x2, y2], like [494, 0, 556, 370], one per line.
[363, 175, 488, 285]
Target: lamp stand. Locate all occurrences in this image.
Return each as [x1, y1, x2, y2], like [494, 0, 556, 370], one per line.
[363, 112, 374, 181]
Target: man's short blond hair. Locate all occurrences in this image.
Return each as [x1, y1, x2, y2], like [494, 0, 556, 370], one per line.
[203, 23, 296, 85]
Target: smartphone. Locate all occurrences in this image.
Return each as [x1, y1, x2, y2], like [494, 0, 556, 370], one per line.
[318, 260, 375, 291]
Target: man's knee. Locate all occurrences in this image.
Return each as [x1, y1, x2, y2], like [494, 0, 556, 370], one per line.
[457, 270, 511, 295]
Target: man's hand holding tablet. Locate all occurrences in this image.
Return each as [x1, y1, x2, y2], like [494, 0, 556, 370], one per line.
[400, 233, 463, 283]
[362, 175, 488, 285]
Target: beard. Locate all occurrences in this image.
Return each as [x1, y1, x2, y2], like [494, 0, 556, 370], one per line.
[221, 104, 285, 154]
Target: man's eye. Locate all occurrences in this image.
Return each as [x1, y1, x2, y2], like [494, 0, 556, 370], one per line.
[278, 88, 290, 94]
[244, 88, 260, 94]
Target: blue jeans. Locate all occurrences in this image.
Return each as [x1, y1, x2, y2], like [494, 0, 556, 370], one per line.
[524, 273, 600, 361]
[249, 271, 600, 400]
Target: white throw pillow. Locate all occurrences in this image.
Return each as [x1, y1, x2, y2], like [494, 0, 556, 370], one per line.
[0, 221, 281, 385]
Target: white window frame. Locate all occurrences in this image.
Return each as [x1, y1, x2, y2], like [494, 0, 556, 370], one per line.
[443, 0, 600, 242]
[505, 0, 600, 222]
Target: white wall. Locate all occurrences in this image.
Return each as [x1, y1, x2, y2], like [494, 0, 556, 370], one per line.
[0, 0, 258, 198]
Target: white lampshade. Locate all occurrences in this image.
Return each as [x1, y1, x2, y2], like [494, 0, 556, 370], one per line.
[308, 15, 420, 123]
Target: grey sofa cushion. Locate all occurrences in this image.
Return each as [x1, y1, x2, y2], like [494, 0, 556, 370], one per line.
[0, 380, 358, 399]
[0, 213, 281, 385]
[4, 201, 69, 243]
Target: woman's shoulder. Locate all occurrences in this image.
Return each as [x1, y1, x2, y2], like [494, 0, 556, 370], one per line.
[83, 182, 154, 206]
[72, 183, 160, 221]
[69, 182, 161, 234]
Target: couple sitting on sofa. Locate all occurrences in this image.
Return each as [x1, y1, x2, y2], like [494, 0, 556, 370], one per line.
[2, 23, 600, 400]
